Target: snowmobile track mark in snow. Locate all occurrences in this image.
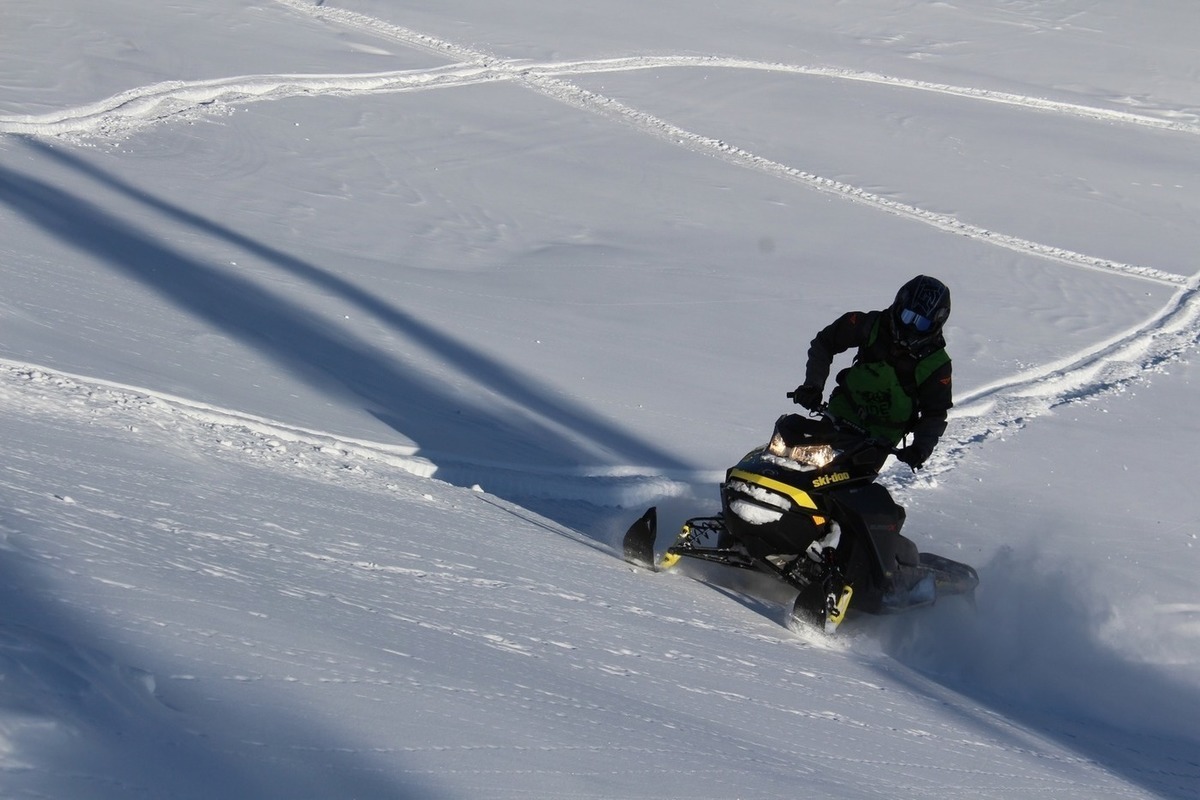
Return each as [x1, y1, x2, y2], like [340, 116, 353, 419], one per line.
[3, 0, 1190, 289]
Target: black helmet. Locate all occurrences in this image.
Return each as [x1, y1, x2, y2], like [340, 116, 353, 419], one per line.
[890, 275, 950, 353]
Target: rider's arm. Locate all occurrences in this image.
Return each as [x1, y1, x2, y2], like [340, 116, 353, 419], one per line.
[803, 310, 874, 389]
[910, 358, 953, 454]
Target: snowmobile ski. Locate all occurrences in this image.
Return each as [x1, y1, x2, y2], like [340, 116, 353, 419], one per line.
[622, 506, 658, 570]
[790, 580, 853, 635]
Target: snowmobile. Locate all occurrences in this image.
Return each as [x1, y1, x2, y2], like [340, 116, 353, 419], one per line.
[622, 404, 978, 634]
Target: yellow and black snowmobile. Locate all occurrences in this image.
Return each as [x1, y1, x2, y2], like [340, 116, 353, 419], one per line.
[623, 409, 978, 634]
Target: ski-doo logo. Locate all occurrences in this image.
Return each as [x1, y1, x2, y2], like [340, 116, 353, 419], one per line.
[812, 471, 851, 488]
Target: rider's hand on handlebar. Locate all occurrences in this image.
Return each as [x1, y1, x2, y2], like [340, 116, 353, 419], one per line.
[895, 443, 932, 470]
[790, 384, 823, 412]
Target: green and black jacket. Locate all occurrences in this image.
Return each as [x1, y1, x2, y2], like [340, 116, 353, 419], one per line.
[803, 309, 952, 449]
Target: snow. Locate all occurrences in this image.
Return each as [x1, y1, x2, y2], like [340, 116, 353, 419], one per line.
[2, 0, 1198, 797]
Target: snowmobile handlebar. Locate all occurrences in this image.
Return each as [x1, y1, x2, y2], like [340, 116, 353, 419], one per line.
[784, 392, 902, 457]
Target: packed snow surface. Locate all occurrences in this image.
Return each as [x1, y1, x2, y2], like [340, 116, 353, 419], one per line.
[2, 1, 1198, 798]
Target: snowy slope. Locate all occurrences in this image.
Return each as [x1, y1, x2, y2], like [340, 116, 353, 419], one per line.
[2, 1, 1198, 798]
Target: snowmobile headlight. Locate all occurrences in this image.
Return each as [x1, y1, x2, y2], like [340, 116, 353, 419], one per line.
[768, 433, 837, 468]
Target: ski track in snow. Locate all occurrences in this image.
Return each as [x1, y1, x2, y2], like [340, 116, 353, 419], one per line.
[0, 359, 437, 481]
[1, 1, 1194, 288]
[891, 274, 1200, 492]
[0, 359, 694, 509]
[2, 0, 1199, 500]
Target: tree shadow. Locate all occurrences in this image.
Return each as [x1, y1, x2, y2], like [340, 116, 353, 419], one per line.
[2, 139, 688, 501]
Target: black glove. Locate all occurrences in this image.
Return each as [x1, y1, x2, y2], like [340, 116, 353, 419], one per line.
[895, 443, 933, 470]
[791, 384, 823, 412]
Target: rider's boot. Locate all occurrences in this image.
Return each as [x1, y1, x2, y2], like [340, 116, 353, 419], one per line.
[805, 521, 842, 562]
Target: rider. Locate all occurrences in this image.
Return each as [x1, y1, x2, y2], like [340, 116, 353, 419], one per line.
[791, 275, 953, 470]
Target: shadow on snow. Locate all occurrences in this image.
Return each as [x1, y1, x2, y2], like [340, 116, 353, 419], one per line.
[3, 138, 688, 491]
[0, 501, 452, 800]
[871, 547, 1200, 800]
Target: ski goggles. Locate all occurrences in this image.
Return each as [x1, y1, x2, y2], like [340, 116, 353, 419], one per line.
[899, 308, 935, 332]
